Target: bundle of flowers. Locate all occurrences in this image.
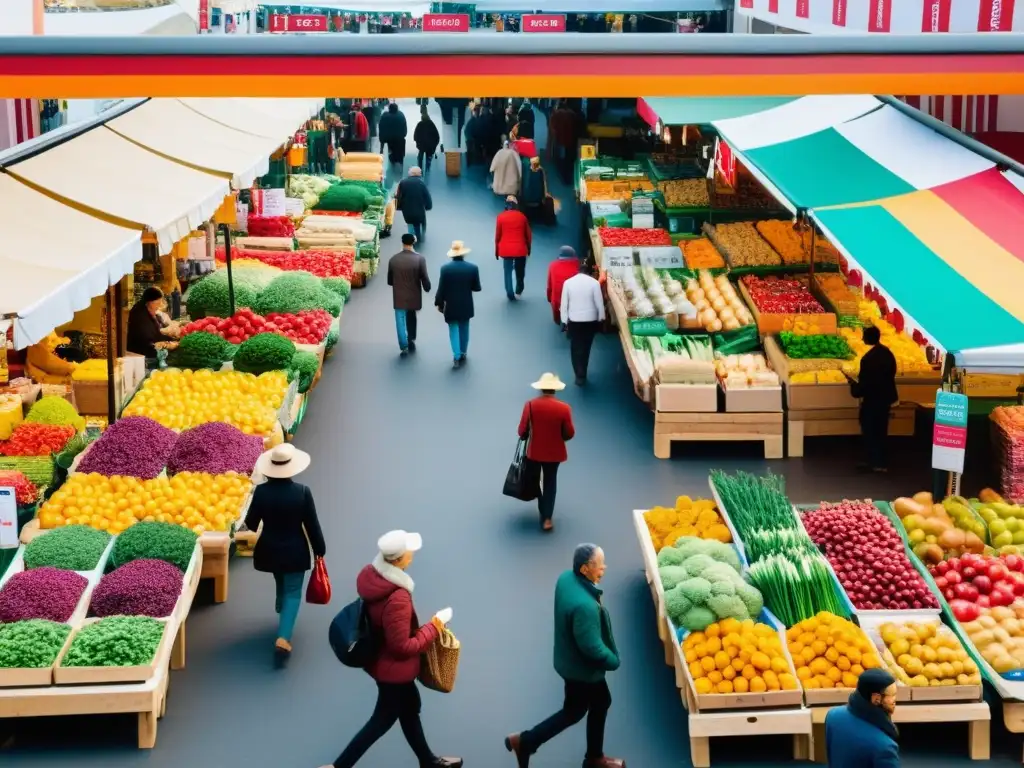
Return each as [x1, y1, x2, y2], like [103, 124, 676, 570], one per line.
[0, 423, 76, 456]
[90, 559, 184, 618]
[109, 522, 198, 572]
[61, 616, 165, 668]
[75, 416, 177, 479]
[0, 567, 87, 623]
[166, 422, 263, 476]
[25, 396, 85, 431]
[23, 525, 111, 571]
[246, 215, 295, 238]
[0, 470, 38, 505]
[0, 620, 72, 669]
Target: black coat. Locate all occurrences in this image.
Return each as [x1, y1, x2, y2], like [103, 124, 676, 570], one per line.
[244, 478, 326, 574]
[387, 249, 431, 311]
[435, 258, 481, 323]
[851, 343, 899, 410]
[362, 105, 379, 138]
[413, 119, 440, 154]
[395, 177, 433, 224]
[126, 302, 174, 358]
[378, 110, 408, 143]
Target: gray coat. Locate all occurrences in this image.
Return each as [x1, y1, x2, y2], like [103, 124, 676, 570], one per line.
[387, 249, 431, 311]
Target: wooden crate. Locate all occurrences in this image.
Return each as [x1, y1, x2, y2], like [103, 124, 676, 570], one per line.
[0, 631, 75, 689]
[54, 618, 174, 686]
[654, 412, 784, 460]
[787, 404, 916, 458]
[738, 280, 837, 336]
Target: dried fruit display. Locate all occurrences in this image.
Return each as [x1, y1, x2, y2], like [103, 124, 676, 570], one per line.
[814, 274, 860, 318]
[755, 220, 808, 264]
[680, 238, 725, 269]
[741, 276, 826, 315]
[708, 223, 781, 267]
[659, 179, 709, 208]
[992, 408, 1024, 502]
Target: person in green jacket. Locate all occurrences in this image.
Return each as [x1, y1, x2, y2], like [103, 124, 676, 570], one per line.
[504, 544, 624, 768]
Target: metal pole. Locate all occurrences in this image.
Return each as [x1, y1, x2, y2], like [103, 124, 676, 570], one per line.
[219, 223, 236, 316]
[104, 287, 117, 425]
[113, 279, 125, 356]
[808, 214, 815, 279]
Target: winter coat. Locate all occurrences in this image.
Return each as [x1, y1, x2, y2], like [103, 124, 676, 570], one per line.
[356, 554, 439, 684]
[395, 177, 433, 224]
[244, 478, 326, 574]
[435, 258, 481, 323]
[387, 249, 431, 311]
[378, 110, 408, 144]
[362, 105, 379, 138]
[825, 702, 900, 768]
[517, 103, 535, 125]
[495, 209, 532, 259]
[547, 257, 580, 310]
[413, 119, 440, 154]
[490, 148, 522, 197]
[552, 570, 620, 683]
[519, 395, 575, 463]
[851, 343, 899, 410]
[520, 165, 547, 207]
[126, 302, 175, 359]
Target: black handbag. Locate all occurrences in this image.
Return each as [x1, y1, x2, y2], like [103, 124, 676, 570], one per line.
[503, 406, 538, 501]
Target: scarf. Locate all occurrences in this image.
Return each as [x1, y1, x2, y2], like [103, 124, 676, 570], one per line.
[846, 689, 898, 743]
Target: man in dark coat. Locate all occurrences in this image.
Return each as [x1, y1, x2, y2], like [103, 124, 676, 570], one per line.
[825, 668, 899, 768]
[412, 110, 441, 173]
[505, 544, 624, 768]
[850, 325, 899, 472]
[434, 241, 481, 369]
[377, 102, 408, 165]
[395, 167, 433, 243]
[387, 233, 431, 357]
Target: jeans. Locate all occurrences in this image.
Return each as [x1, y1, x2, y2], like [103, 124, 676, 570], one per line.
[395, 309, 418, 350]
[520, 679, 611, 760]
[526, 459, 559, 522]
[502, 257, 527, 298]
[860, 403, 890, 469]
[447, 321, 470, 360]
[407, 220, 426, 242]
[273, 571, 304, 642]
[568, 321, 600, 381]
[333, 682, 435, 767]
[416, 151, 433, 171]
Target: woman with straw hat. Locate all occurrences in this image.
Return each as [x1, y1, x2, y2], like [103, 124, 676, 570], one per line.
[517, 373, 575, 532]
[245, 444, 327, 659]
[435, 241, 481, 369]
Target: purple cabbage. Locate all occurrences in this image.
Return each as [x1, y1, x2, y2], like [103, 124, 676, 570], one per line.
[76, 417, 178, 479]
[166, 422, 263, 476]
[90, 559, 184, 618]
[0, 567, 87, 623]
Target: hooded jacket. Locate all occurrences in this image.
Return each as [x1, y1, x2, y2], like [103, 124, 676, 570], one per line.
[356, 554, 439, 684]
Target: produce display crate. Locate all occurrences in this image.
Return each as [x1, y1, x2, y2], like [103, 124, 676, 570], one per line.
[738, 279, 838, 337]
[721, 384, 783, 414]
[54, 618, 174, 686]
[654, 411, 784, 460]
[655, 384, 717, 413]
[0, 455, 55, 489]
[786, 403, 917, 459]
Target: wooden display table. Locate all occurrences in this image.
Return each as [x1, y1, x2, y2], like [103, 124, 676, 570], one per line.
[655, 411, 784, 460]
[787, 404, 916, 459]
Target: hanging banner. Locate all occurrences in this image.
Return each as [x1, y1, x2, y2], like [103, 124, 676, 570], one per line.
[199, 0, 209, 31]
[270, 14, 329, 33]
[522, 14, 566, 32]
[795, 0, 809, 18]
[768, 0, 779, 11]
[714, 138, 737, 191]
[869, 0, 892, 32]
[832, 0, 847, 26]
[422, 13, 470, 32]
[739, 0, 754, 7]
[978, 0, 1016, 31]
[933, 391, 968, 474]
[922, 0, 951, 31]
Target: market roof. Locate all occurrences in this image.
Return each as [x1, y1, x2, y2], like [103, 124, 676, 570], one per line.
[638, 97, 795, 128]
[177, 98, 320, 142]
[106, 99, 283, 189]
[0, 174, 141, 350]
[4, 127, 231, 255]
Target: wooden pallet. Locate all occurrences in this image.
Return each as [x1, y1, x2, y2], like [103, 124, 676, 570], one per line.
[786, 403, 916, 458]
[655, 412, 784, 460]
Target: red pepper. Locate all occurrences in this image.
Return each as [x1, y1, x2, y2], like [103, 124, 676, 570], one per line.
[215, 247, 354, 279]
[246, 215, 296, 238]
[741, 275, 825, 315]
[0, 423, 75, 456]
[597, 227, 672, 247]
[182, 309, 332, 345]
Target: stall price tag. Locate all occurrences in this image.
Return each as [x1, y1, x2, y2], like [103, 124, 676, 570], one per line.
[629, 317, 667, 337]
[270, 14, 328, 32]
[580, 144, 597, 161]
[0, 488, 16, 549]
[522, 13, 566, 32]
[932, 390, 968, 473]
[602, 247, 635, 269]
[234, 202, 248, 233]
[284, 198, 305, 216]
[637, 247, 684, 269]
[262, 189, 287, 217]
[632, 214, 655, 229]
[590, 202, 622, 217]
[422, 13, 470, 31]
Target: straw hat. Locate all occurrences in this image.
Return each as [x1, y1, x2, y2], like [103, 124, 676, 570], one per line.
[531, 372, 566, 391]
[447, 240, 472, 258]
[256, 443, 311, 479]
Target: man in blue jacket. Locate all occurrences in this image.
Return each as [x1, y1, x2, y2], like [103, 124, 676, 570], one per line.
[434, 241, 481, 369]
[504, 544, 625, 768]
[825, 667, 900, 768]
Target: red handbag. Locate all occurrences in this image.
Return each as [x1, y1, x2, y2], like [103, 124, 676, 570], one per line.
[306, 557, 332, 605]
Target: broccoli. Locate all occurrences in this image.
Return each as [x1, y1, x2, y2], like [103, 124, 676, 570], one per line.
[706, 543, 742, 572]
[680, 606, 718, 632]
[703, 562, 743, 584]
[658, 565, 690, 592]
[709, 579, 736, 597]
[664, 584, 693, 626]
[673, 537, 711, 560]
[677, 577, 712, 606]
[736, 581, 764, 618]
[656, 546, 684, 568]
[682, 554, 716, 578]
[707, 594, 750, 622]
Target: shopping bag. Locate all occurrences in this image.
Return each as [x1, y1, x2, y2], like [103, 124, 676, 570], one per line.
[306, 556, 332, 605]
[502, 439, 538, 501]
[418, 626, 461, 693]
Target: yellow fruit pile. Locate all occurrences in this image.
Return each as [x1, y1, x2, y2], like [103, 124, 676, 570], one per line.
[684, 618, 799, 695]
[961, 605, 1024, 675]
[123, 369, 288, 435]
[880, 621, 980, 687]
[839, 300, 932, 376]
[38, 471, 252, 535]
[71, 359, 110, 382]
[644, 496, 732, 552]
[791, 370, 847, 385]
[787, 612, 882, 690]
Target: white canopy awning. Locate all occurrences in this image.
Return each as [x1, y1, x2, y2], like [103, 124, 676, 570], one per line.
[712, 95, 881, 152]
[177, 98, 319, 142]
[106, 99, 282, 189]
[5, 127, 230, 255]
[0, 174, 142, 350]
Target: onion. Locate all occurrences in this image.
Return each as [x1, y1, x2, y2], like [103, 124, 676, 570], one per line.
[711, 297, 726, 312]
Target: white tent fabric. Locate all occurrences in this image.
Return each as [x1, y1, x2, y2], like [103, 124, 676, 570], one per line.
[178, 98, 318, 142]
[836, 105, 994, 191]
[954, 345, 1024, 371]
[106, 99, 282, 189]
[713, 95, 880, 151]
[6, 128, 230, 255]
[0, 175, 142, 350]
[1004, 170, 1024, 196]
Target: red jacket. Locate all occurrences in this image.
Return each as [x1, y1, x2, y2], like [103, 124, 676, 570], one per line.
[356, 559, 439, 684]
[351, 110, 370, 142]
[495, 210, 532, 259]
[547, 258, 579, 308]
[519, 395, 575, 463]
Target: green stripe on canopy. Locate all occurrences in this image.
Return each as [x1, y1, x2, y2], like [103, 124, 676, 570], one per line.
[643, 97, 794, 127]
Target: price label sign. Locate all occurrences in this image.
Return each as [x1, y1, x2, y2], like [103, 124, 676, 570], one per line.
[933, 390, 968, 473]
[269, 14, 328, 32]
[522, 13, 566, 32]
[638, 247, 684, 269]
[422, 13, 470, 32]
[580, 144, 597, 161]
[629, 317, 667, 337]
[234, 202, 248, 232]
[602, 247, 635, 270]
[0, 487, 16, 549]
[632, 213, 655, 229]
[284, 197, 305, 217]
[262, 189, 287, 217]
[590, 202, 622, 218]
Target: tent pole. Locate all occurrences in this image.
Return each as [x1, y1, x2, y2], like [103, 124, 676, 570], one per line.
[219, 223, 236, 316]
[114, 279, 125, 357]
[104, 287, 117, 425]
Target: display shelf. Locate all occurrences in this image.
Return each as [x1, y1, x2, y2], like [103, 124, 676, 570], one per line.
[786, 404, 916, 459]
[655, 411, 784, 460]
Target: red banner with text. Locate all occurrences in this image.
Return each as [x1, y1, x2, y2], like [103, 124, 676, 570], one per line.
[739, 0, 754, 7]
[422, 13, 470, 32]
[832, 0, 847, 26]
[270, 14, 328, 32]
[522, 14, 566, 32]
[922, 0, 952, 31]
[768, 0, 779, 12]
[868, 0, 892, 32]
[199, 0, 208, 31]
[978, 0, 1016, 31]
[715, 139, 737, 191]
[795, 0, 809, 18]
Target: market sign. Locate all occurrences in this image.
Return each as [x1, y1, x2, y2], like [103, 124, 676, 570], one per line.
[933, 390, 968, 474]
[199, 0, 209, 31]
[0, 488, 15, 549]
[522, 14, 566, 33]
[602, 246, 635, 269]
[629, 317, 667, 337]
[637, 247, 684, 269]
[714, 137, 737, 192]
[269, 14, 328, 33]
[422, 13, 470, 32]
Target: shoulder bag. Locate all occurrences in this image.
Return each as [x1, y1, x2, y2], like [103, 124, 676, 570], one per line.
[502, 404, 539, 501]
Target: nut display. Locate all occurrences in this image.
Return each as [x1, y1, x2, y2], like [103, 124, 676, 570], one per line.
[659, 179, 710, 208]
[755, 220, 808, 265]
[709, 223, 781, 267]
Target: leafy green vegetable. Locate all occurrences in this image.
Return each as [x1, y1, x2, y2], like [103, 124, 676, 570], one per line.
[233, 333, 297, 375]
[252, 272, 342, 318]
[778, 332, 853, 360]
[61, 616, 165, 668]
[109, 522, 197, 573]
[315, 184, 371, 212]
[290, 350, 320, 393]
[185, 270, 258, 319]
[321, 276, 351, 300]
[24, 525, 111, 571]
[166, 332, 235, 370]
[0, 620, 72, 668]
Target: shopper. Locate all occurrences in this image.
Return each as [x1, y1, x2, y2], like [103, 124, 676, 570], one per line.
[547, 246, 580, 326]
[413, 110, 441, 174]
[505, 543, 623, 767]
[548, 100, 578, 184]
[127, 287, 179, 359]
[324, 530, 461, 768]
[435, 241, 481, 369]
[346, 102, 370, 153]
[463, 106, 483, 166]
[481, 105, 503, 164]
[560, 261, 606, 385]
[387, 233, 431, 357]
[495, 196, 532, 301]
[850, 325, 898, 473]
[520, 156, 549, 221]
[490, 140, 522, 198]
[378, 102, 408, 165]
[825, 668, 899, 768]
[517, 373, 575, 532]
[395, 167, 433, 243]
[517, 99, 536, 128]
[361, 100, 379, 146]
[244, 444, 326, 658]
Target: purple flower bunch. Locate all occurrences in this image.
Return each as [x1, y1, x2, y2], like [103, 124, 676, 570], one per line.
[0, 567, 88, 623]
[76, 417, 177, 479]
[166, 422, 263, 476]
[90, 559, 184, 618]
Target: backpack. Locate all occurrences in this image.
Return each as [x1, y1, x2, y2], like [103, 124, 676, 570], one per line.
[328, 598, 376, 668]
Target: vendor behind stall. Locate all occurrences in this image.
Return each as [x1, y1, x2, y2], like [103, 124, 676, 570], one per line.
[127, 288, 179, 358]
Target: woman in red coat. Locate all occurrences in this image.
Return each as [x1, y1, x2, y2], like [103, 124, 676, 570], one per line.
[518, 373, 575, 532]
[547, 245, 580, 325]
[495, 196, 532, 301]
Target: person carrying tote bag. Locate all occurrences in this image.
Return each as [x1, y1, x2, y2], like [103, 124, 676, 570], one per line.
[517, 373, 575, 533]
[503, 403, 539, 502]
[419, 624, 462, 693]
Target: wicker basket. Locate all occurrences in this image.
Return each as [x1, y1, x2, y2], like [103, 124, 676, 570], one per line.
[445, 151, 462, 178]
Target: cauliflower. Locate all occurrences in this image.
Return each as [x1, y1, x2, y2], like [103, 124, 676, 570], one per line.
[736, 581, 764, 618]
[707, 545, 741, 573]
[682, 554, 716, 578]
[658, 565, 690, 591]
[677, 577, 712, 606]
[645, 506, 678, 537]
[704, 523, 732, 544]
[656, 546, 684, 568]
[696, 508, 721, 529]
[664, 584, 693, 624]
[680, 606, 717, 632]
[675, 495, 693, 511]
[707, 594, 750, 622]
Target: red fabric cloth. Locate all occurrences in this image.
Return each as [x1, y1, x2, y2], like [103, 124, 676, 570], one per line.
[547, 258, 579, 309]
[356, 563, 439, 684]
[512, 138, 538, 159]
[352, 111, 370, 141]
[495, 209, 532, 258]
[519, 395, 575, 463]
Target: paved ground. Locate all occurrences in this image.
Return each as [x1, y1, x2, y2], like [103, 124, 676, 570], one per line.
[1, 101, 1017, 767]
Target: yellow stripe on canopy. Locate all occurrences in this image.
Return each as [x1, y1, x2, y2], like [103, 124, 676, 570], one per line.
[880, 190, 1024, 326]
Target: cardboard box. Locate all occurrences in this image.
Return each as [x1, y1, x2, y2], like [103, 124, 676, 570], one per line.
[786, 382, 858, 411]
[723, 385, 783, 413]
[655, 383, 718, 413]
[73, 376, 123, 416]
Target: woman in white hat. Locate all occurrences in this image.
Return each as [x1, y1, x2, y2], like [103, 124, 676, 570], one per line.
[434, 241, 481, 369]
[517, 373, 575, 532]
[244, 443, 326, 658]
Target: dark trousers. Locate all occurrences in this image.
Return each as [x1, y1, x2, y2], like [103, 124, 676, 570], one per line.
[521, 679, 611, 760]
[385, 139, 406, 164]
[860, 403, 890, 469]
[502, 257, 527, 298]
[333, 682, 434, 767]
[568, 321, 600, 380]
[416, 150, 434, 171]
[526, 459, 559, 522]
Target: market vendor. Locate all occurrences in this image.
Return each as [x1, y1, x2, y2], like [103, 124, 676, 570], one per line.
[127, 287, 179, 359]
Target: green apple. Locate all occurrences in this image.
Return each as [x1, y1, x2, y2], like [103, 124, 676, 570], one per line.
[995, 531, 1015, 548]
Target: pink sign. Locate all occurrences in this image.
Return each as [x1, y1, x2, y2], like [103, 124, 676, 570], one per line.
[199, 0, 208, 31]
[922, 0, 951, 31]
[869, 0, 892, 32]
[422, 13, 470, 32]
[522, 14, 566, 32]
[270, 14, 328, 33]
[768, 0, 779, 12]
[933, 424, 968, 450]
[739, 0, 754, 7]
[978, 0, 1016, 31]
[795, 0, 810, 18]
[832, 0, 847, 26]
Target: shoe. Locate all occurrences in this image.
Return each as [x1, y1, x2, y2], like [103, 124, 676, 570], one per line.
[541, 519, 554, 533]
[582, 758, 625, 768]
[507, 294, 517, 301]
[515, 286, 524, 296]
[505, 734, 528, 767]
[274, 638, 292, 655]
[575, 376, 586, 386]
[422, 759, 463, 768]
[400, 348, 409, 357]
[453, 358, 462, 369]
[408, 341, 417, 353]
